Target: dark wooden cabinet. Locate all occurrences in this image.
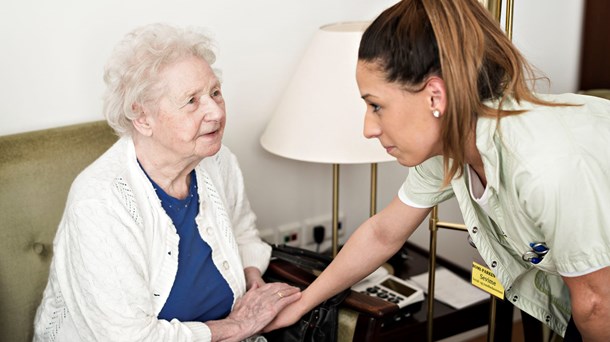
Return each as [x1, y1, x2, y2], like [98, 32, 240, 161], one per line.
[579, 0, 610, 90]
[264, 242, 521, 341]
[349, 242, 515, 341]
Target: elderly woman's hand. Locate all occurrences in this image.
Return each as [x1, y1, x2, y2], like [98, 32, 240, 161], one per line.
[207, 282, 301, 341]
[244, 267, 266, 290]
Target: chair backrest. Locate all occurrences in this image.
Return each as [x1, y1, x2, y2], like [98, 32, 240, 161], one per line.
[0, 121, 117, 342]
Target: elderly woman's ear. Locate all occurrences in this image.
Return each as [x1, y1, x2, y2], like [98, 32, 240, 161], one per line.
[131, 103, 153, 137]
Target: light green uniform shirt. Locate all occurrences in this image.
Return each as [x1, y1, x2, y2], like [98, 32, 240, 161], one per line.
[399, 93, 610, 335]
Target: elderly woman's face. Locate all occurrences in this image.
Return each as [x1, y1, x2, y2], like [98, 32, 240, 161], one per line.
[145, 55, 226, 161]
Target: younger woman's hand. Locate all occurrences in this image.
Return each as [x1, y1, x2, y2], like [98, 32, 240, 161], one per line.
[263, 299, 308, 333]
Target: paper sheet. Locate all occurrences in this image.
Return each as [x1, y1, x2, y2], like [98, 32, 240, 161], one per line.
[409, 267, 489, 309]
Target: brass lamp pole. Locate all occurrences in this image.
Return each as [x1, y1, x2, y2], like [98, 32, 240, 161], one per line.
[331, 164, 340, 257]
[370, 163, 378, 217]
[330, 162, 379, 258]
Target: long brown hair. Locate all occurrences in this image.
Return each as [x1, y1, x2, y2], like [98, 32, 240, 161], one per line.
[359, 0, 560, 185]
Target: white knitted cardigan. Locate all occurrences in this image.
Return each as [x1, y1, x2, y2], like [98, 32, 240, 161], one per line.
[34, 137, 271, 342]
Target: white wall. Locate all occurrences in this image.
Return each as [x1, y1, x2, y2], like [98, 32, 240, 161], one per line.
[0, 0, 584, 270]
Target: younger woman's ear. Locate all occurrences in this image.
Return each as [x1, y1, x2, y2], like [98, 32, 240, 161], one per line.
[426, 76, 447, 115]
[131, 103, 153, 137]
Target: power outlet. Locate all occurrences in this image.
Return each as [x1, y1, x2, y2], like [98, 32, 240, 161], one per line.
[302, 212, 345, 247]
[278, 221, 302, 247]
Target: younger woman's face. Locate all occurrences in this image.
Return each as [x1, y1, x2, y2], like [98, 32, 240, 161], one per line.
[356, 61, 444, 167]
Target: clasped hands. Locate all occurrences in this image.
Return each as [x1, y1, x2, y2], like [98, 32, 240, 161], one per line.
[242, 268, 313, 334]
[227, 282, 301, 337]
[207, 268, 301, 342]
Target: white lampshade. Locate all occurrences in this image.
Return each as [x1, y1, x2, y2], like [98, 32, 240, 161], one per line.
[260, 21, 395, 165]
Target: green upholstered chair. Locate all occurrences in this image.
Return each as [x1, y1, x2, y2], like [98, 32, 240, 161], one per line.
[0, 121, 117, 342]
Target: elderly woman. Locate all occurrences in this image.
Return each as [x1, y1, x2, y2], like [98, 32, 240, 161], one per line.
[33, 23, 300, 341]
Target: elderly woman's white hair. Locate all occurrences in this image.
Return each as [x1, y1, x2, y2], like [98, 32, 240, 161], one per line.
[103, 23, 218, 137]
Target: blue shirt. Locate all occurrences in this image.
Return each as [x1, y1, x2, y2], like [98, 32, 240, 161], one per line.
[141, 167, 234, 322]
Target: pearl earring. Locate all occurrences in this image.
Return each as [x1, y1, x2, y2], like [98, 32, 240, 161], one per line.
[432, 109, 441, 118]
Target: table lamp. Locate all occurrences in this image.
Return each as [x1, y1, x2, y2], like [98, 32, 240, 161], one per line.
[260, 21, 394, 257]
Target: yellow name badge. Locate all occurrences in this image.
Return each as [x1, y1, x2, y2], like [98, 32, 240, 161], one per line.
[471, 261, 504, 300]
